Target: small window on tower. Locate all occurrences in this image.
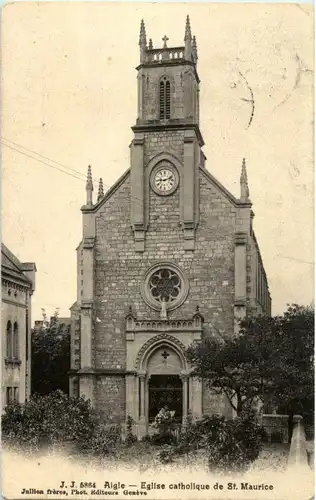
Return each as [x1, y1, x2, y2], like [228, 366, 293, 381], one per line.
[159, 77, 171, 120]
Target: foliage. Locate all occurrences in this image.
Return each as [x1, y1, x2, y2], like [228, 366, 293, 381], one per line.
[31, 308, 70, 395]
[125, 415, 137, 446]
[2, 390, 95, 452]
[157, 445, 176, 464]
[153, 407, 176, 433]
[79, 422, 121, 457]
[151, 408, 177, 445]
[157, 413, 264, 473]
[205, 412, 265, 473]
[186, 304, 314, 416]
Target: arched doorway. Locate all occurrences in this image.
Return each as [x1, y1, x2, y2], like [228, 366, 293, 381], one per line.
[137, 341, 189, 431]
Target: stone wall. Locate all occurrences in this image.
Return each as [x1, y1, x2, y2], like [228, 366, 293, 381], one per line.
[93, 161, 236, 416]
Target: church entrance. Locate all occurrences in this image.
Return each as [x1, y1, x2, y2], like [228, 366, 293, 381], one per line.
[148, 374, 183, 422]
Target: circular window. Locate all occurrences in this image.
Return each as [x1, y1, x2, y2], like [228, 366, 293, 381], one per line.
[141, 263, 189, 311]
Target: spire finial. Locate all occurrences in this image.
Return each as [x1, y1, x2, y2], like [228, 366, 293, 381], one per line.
[184, 15, 192, 60]
[97, 177, 104, 202]
[139, 19, 147, 63]
[192, 35, 198, 62]
[184, 15, 192, 41]
[139, 19, 147, 47]
[240, 158, 250, 201]
[86, 165, 94, 206]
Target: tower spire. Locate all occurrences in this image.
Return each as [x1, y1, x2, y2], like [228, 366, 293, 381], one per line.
[97, 177, 104, 202]
[184, 15, 192, 60]
[240, 158, 250, 201]
[139, 19, 147, 63]
[86, 165, 94, 206]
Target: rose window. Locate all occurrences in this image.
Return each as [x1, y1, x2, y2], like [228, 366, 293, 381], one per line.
[141, 263, 189, 311]
[149, 268, 181, 304]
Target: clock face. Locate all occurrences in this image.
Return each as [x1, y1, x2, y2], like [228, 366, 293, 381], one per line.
[154, 168, 176, 193]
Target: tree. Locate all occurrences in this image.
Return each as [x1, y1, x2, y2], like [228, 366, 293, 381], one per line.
[186, 304, 314, 417]
[31, 309, 70, 395]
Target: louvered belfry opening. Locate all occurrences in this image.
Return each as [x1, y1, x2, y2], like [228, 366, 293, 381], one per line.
[159, 77, 171, 120]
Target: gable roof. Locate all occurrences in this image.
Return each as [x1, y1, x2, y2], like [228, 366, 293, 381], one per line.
[80, 162, 251, 214]
[1, 243, 33, 286]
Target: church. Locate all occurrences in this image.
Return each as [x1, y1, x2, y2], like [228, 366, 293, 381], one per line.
[69, 17, 271, 437]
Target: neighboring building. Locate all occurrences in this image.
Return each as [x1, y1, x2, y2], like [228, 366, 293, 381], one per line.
[1, 244, 36, 406]
[69, 18, 271, 436]
[33, 316, 71, 333]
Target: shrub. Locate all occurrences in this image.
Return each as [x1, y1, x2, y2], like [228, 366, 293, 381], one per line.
[205, 412, 265, 473]
[158, 412, 265, 472]
[2, 390, 95, 452]
[153, 408, 176, 434]
[79, 422, 121, 457]
[125, 415, 137, 446]
[157, 445, 175, 464]
[150, 407, 178, 445]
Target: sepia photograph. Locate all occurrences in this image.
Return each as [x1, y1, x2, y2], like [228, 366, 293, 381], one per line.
[1, 2, 314, 499]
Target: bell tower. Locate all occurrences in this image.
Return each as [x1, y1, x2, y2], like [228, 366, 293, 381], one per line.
[130, 16, 205, 252]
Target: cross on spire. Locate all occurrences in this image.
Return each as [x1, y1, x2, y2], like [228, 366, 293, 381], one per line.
[162, 35, 169, 48]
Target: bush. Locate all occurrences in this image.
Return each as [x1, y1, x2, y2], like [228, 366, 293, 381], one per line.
[79, 422, 121, 457]
[205, 413, 265, 473]
[2, 390, 95, 452]
[158, 412, 265, 473]
[125, 416, 137, 446]
[150, 407, 178, 445]
[157, 445, 175, 464]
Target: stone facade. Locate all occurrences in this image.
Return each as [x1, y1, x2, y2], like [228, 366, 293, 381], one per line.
[69, 18, 271, 436]
[1, 244, 36, 407]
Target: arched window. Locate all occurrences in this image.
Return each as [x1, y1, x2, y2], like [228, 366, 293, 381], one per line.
[6, 321, 12, 358]
[13, 322, 19, 358]
[159, 77, 171, 120]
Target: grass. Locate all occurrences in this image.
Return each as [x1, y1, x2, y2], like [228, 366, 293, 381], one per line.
[72, 440, 291, 474]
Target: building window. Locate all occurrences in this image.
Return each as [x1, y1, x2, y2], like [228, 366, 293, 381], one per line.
[141, 262, 189, 312]
[6, 387, 19, 405]
[149, 268, 181, 305]
[13, 387, 19, 402]
[13, 322, 19, 358]
[159, 77, 171, 120]
[6, 387, 12, 404]
[6, 321, 12, 358]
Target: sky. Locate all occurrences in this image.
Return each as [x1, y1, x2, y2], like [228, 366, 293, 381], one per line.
[1, 2, 314, 322]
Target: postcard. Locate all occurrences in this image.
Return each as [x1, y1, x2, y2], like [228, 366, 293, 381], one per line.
[1, 3, 314, 500]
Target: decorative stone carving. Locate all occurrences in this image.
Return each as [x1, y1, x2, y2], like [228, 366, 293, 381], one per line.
[135, 333, 187, 370]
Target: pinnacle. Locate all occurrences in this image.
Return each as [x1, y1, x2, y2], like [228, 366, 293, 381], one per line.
[97, 177, 104, 201]
[192, 35, 198, 60]
[240, 158, 250, 201]
[139, 19, 147, 46]
[184, 15, 192, 41]
[86, 165, 93, 191]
